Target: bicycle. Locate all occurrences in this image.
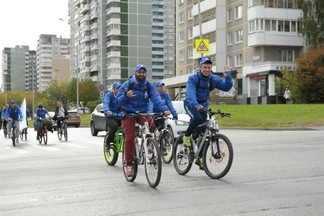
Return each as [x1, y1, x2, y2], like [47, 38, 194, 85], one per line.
[37, 118, 50, 145]
[153, 114, 174, 164]
[57, 117, 68, 141]
[7, 118, 19, 147]
[173, 109, 234, 179]
[122, 113, 162, 188]
[103, 126, 124, 166]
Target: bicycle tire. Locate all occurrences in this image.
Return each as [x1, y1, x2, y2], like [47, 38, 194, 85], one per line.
[103, 133, 118, 166]
[144, 138, 162, 188]
[44, 129, 48, 145]
[159, 130, 174, 164]
[202, 133, 234, 179]
[173, 135, 193, 175]
[122, 140, 138, 182]
[24, 128, 27, 141]
[64, 124, 68, 141]
[58, 127, 62, 140]
[12, 128, 16, 147]
[20, 130, 23, 140]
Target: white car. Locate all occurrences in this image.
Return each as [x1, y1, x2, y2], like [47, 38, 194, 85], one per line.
[165, 101, 190, 139]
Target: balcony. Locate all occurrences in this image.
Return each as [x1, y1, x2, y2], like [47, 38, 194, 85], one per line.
[90, 22, 98, 30]
[107, 0, 120, 3]
[80, 4, 90, 14]
[107, 29, 120, 36]
[248, 32, 304, 47]
[106, 7, 120, 15]
[106, 51, 120, 58]
[106, 18, 120, 26]
[80, 14, 89, 23]
[91, 43, 98, 50]
[90, 12, 98, 20]
[107, 40, 120, 47]
[248, 5, 302, 20]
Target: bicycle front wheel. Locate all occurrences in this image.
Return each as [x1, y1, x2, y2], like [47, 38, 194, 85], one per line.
[202, 133, 233, 179]
[122, 140, 138, 182]
[12, 128, 16, 147]
[173, 135, 193, 175]
[57, 128, 62, 140]
[159, 130, 174, 164]
[44, 129, 48, 145]
[103, 133, 118, 166]
[63, 124, 68, 141]
[144, 138, 162, 188]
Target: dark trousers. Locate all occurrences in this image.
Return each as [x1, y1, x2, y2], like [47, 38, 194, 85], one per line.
[184, 105, 207, 137]
[105, 117, 121, 145]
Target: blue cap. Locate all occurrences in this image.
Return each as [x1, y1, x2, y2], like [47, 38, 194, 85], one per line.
[199, 57, 212, 65]
[9, 100, 15, 104]
[155, 81, 165, 87]
[38, 104, 43, 108]
[135, 64, 147, 72]
[112, 81, 122, 89]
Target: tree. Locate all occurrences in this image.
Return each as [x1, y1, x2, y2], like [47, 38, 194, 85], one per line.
[44, 80, 70, 108]
[298, 0, 324, 48]
[295, 44, 324, 103]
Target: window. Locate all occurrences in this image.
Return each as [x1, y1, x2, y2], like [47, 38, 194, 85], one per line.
[188, 48, 193, 59]
[188, 27, 193, 39]
[235, 54, 242, 66]
[235, 5, 242, 20]
[179, 12, 184, 24]
[235, 30, 243, 43]
[276, 50, 295, 62]
[227, 8, 233, 22]
[227, 33, 233, 45]
[188, 8, 193, 20]
[179, 50, 184, 61]
[179, 31, 184, 43]
[179, 0, 184, 4]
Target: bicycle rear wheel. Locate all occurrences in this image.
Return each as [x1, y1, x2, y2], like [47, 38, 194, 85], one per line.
[144, 138, 162, 188]
[202, 133, 233, 179]
[122, 141, 138, 182]
[103, 133, 118, 166]
[159, 130, 174, 164]
[173, 135, 193, 175]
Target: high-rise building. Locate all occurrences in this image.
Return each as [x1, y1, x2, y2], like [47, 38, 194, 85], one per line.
[36, 34, 70, 91]
[69, 0, 176, 87]
[1, 45, 36, 92]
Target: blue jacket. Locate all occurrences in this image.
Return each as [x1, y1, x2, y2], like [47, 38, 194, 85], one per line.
[116, 74, 168, 114]
[184, 71, 233, 110]
[5, 105, 23, 120]
[1, 107, 8, 118]
[148, 91, 178, 117]
[103, 91, 123, 119]
[35, 108, 49, 119]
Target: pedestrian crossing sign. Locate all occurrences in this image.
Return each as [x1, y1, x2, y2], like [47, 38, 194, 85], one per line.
[195, 39, 210, 54]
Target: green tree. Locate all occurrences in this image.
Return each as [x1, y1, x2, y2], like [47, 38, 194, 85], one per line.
[298, 0, 324, 48]
[44, 80, 70, 108]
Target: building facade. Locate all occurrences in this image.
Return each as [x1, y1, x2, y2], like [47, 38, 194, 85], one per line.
[172, 0, 304, 104]
[1, 45, 36, 93]
[69, 0, 176, 88]
[36, 34, 70, 92]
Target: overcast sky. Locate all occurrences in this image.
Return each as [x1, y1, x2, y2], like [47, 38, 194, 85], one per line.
[0, 0, 70, 84]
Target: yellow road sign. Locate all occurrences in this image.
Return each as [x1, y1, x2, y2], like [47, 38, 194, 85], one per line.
[195, 39, 210, 54]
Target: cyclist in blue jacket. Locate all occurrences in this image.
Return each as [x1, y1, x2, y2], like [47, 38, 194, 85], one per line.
[103, 81, 123, 148]
[116, 64, 171, 177]
[5, 100, 23, 141]
[148, 81, 178, 130]
[183, 57, 233, 167]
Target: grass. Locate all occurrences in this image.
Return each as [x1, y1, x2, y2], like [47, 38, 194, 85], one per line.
[79, 104, 324, 129]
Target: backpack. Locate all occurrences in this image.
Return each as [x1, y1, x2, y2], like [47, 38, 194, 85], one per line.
[196, 72, 213, 91]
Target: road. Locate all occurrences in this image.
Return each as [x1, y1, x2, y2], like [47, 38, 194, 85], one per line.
[0, 127, 323, 216]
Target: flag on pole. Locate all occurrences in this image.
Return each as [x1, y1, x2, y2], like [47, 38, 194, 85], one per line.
[20, 98, 27, 131]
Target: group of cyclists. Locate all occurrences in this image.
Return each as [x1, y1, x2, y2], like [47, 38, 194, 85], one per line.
[103, 58, 233, 177]
[0, 99, 69, 143]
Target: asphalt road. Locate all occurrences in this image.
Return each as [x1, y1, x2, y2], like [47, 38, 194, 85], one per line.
[0, 127, 323, 216]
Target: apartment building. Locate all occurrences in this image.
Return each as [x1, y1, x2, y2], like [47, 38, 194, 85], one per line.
[69, 0, 176, 87]
[1, 45, 36, 92]
[173, 0, 304, 104]
[36, 34, 70, 92]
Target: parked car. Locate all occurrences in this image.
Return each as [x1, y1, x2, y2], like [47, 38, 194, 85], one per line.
[165, 101, 190, 139]
[69, 107, 90, 114]
[66, 111, 81, 127]
[90, 103, 106, 136]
